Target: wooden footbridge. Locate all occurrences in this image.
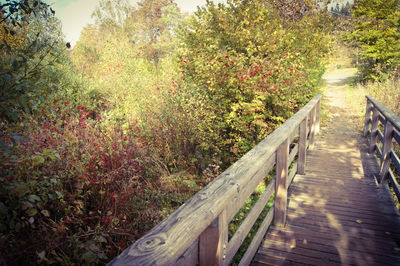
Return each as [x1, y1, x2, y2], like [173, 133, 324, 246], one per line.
[109, 94, 400, 265]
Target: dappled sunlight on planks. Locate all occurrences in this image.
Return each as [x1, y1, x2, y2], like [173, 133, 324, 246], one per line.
[253, 69, 400, 266]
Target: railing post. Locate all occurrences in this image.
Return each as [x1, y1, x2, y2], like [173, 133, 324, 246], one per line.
[199, 209, 228, 266]
[369, 108, 379, 153]
[379, 121, 394, 183]
[315, 98, 320, 135]
[298, 118, 308, 175]
[309, 106, 317, 149]
[274, 139, 289, 227]
[363, 100, 373, 137]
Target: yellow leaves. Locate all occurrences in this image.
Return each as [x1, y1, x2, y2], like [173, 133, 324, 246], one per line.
[0, 22, 27, 53]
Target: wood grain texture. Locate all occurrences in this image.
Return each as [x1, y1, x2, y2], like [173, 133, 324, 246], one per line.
[253, 95, 400, 266]
[363, 101, 372, 137]
[239, 207, 274, 266]
[274, 139, 289, 227]
[366, 95, 400, 132]
[108, 95, 321, 265]
[309, 106, 316, 149]
[370, 107, 379, 154]
[226, 180, 275, 264]
[174, 239, 198, 266]
[298, 118, 307, 175]
[199, 210, 228, 266]
[379, 121, 394, 183]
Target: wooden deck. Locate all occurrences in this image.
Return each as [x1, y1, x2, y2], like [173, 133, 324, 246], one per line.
[253, 95, 400, 265]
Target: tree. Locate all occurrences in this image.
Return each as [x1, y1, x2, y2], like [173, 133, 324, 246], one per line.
[127, 0, 182, 66]
[178, 0, 330, 164]
[348, 0, 400, 79]
[0, 0, 67, 120]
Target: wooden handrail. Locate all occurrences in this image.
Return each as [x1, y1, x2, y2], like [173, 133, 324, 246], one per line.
[364, 96, 400, 202]
[108, 95, 322, 266]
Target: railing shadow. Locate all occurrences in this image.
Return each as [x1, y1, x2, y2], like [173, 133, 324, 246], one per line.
[259, 102, 400, 265]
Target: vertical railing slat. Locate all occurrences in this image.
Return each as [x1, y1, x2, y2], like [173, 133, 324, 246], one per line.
[363, 100, 373, 137]
[199, 209, 228, 266]
[309, 106, 316, 149]
[274, 139, 289, 227]
[370, 107, 379, 153]
[379, 121, 394, 183]
[298, 117, 308, 175]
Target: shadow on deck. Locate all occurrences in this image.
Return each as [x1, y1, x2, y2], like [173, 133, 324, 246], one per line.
[253, 101, 400, 265]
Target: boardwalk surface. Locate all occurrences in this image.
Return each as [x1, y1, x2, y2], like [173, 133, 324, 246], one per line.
[252, 72, 400, 265]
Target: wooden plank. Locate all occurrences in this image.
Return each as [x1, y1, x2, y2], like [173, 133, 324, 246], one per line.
[257, 247, 340, 266]
[226, 154, 275, 223]
[379, 121, 394, 183]
[394, 129, 400, 145]
[391, 151, 400, 173]
[274, 139, 289, 227]
[288, 197, 398, 217]
[363, 100, 373, 137]
[388, 169, 400, 202]
[366, 95, 400, 132]
[287, 162, 298, 188]
[225, 181, 275, 264]
[263, 234, 400, 265]
[271, 225, 397, 250]
[286, 212, 399, 232]
[199, 209, 228, 266]
[107, 95, 322, 265]
[378, 113, 386, 125]
[298, 118, 308, 175]
[238, 207, 274, 266]
[376, 145, 383, 161]
[288, 143, 298, 166]
[315, 98, 320, 134]
[174, 239, 198, 266]
[286, 216, 400, 237]
[377, 128, 384, 143]
[309, 106, 316, 149]
[370, 107, 379, 153]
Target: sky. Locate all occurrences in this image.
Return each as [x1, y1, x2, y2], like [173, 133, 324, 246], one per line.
[49, 0, 226, 46]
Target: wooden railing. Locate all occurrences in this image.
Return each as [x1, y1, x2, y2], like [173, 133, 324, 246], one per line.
[364, 96, 400, 202]
[108, 95, 321, 266]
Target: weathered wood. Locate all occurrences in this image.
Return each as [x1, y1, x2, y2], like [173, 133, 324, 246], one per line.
[391, 151, 400, 173]
[298, 118, 307, 175]
[108, 95, 321, 266]
[288, 143, 298, 166]
[287, 162, 298, 188]
[363, 101, 373, 136]
[394, 129, 400, 145]
[315, 98, 320, 134]
[388, 169, 400, 202]
[199, 210, 228, 266]
[238, 207, 274, 266]
[377, 128, 384, 142]
[378, 113, 386, 125]
[369, 107, 379, 153]
[379, 121, 394, 183]
[174, 239, 198, 266]
[225, 180, 275, 264]
[309, 106, 316, 149]
[274, 139, 289, 227]
[376, 145, 383, 161]
[366, 95, 400, 132]
[226, 154, 275, 223]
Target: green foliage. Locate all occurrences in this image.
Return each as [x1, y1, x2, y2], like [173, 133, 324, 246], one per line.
[0, 0, 69, 121]
[0, 0, 332, 264]
[348, 0, 400, 79]
[178, 0, 330, 165]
